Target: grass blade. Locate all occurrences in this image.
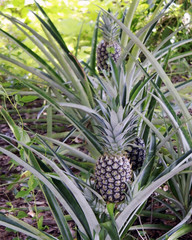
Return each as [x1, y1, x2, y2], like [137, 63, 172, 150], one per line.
[34, 1, 85, 78]
[0, 28, 64, 84]
[0, 213, 57, 240]
[0, 146, 99, 238]
[89, 12, 100, 73]
[42, 187, 74, 240]
[116, 151, 192, 236]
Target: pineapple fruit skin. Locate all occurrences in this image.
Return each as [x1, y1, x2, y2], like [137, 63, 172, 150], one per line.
[95, 153, 132, 203]
[96, 40, 121, 72]
[127, 137, 146, 171]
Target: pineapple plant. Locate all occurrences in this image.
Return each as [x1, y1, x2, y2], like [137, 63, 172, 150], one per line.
[127, 137, 146, 171]
[94, 103, 138, 203]
[96, 12, 121, 73]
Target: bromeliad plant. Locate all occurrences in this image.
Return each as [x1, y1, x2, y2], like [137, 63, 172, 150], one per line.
[96, 11, 121, 73]
[0, 109, 192, 239]
[0, 0, 192, 239]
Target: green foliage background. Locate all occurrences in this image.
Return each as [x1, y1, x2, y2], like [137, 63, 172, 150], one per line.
[0, 0, 131, 61]
[0, 0, 191, 77]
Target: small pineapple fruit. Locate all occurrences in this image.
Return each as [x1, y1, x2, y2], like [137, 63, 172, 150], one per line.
[126, 137, 146, 171]
[97, 13, 121, 73]
[94, 105, 138, 203]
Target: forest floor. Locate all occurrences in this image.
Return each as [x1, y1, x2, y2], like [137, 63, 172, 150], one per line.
[0, 100, 70, 239]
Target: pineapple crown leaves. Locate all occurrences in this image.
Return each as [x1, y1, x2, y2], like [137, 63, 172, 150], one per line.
[99, 62, 127, 107]
[92, 101, 139, 154]
[95, 99, 139, 130]
[99, 12, 120, 43]
[57, 102, 139, 154]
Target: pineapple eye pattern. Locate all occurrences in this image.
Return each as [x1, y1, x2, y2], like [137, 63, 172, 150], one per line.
[95, 154, 132, 203]
[93, 104, 146, 203]
[96, 13, 121, 73]
[126, 137, 146, 171]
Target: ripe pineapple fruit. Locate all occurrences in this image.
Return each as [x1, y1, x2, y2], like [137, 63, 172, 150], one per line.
[97, 13, 121, 73]
[94, 105, 138, 203]
[127, 137, 146, 171]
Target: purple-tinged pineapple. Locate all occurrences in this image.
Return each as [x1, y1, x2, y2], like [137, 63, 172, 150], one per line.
[97, 13, 121, 73]
[127, 137, 146, 171]
[94, 105, 138, 203]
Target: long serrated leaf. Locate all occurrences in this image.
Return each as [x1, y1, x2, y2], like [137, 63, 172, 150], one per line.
[18, 82, 102, 155]
[32, 145, 94, 173]
[118, 0, 174, 64]
[157, 208, 192, 240]
[37, 135, 83, 191]
[0, 57, 76, 102]
[102, 9, 192, 131]
[0, 12, 52, 48]
[34, 1, 85, 78]
[40, 135, 96, 163]
[154, 39, 192, 61]
[26, 149, 74, 240]
[41, 24, 91, 107]
[116, 151, 192, 236]
[155, 149, 192, 181]
[143, 47, 170, 143]
[150, 91, 191, 152]
[34, 0, 68, 51]
[166, 224, 192, 240]
[169, 51, 192, 64]
[0, 146, 99, 238]
[0, 28, 64, 84]
[0, 213, 57, 240]
[42, 187, 74, 240]
[120, 0, 140, 48]
[1, 13, 68, 82]
[0, 132, 98, 234]
[89, 12, 100, 73]
[129, 72, 156, 102]
[140, 132, 156, 188]
[65, 111, 103, 154]
[151, 81, 192, 148]
[129, 224, 171, 231]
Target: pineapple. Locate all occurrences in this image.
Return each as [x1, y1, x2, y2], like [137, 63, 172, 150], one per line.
[97, 13, 121, 73]
[94, 104, 138, 203]
[127, 137, 146, 171]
